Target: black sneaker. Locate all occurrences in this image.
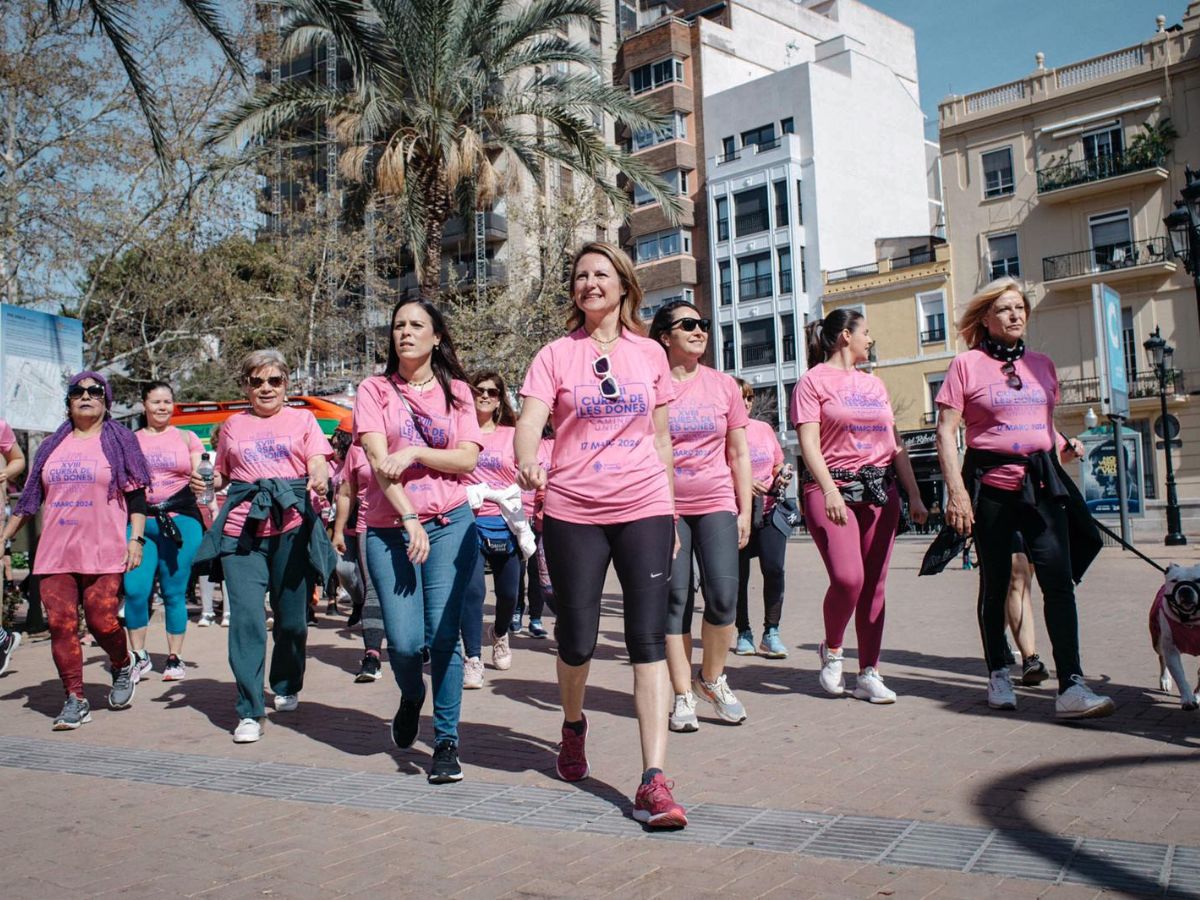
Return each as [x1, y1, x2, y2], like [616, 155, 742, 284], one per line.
[0, 631, 21, 676]
[1021, 654, 1050, 686]
[306, 606, 318, 625]
[53, 694, 92, 730]
[527, 619, 548, 639]
[355, 654, 382, 683]
[346, 607, 362, 628]
[428, 739, 463, 784]
[391, 689, 425, 749]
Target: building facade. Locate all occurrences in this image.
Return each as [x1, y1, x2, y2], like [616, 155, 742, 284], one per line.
[938, 3, 1200, 535]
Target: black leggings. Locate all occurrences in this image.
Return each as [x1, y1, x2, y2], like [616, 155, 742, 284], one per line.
[542, 514, 673, 666]
[735, 522, 788, 631]
[973, 485, 1082, 692]
[667, 511, 739, 634]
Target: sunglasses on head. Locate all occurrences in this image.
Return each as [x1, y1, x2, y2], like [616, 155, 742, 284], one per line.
[592, 354, 621, 401]
[477, 387, 501, 399]
[1001, 361, 1023, 391]
[670, 317, 711, 333]
[246, 375, 286, 389]
[67, 384, 105, 400]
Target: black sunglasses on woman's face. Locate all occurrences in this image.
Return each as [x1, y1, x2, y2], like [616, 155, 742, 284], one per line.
[67, 384, 106, 400]
[477, 387, 501, 399]
[246, 375, 285, 389]
[670, 317, 711, 333]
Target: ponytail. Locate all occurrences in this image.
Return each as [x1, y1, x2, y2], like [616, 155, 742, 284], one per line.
[805, 308, 864, 368]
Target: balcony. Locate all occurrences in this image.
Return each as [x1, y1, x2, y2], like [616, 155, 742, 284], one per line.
[741, 341, 776, 368]
[718, 150, 741, 165]
[1037, 150, 1169, 203]
[779, 271, 793, 295]
[826, 262, 879, 283]
[442, 211, 508, 244]
[920, 327, 946, 344]
[1058, 368, 1185, 407]
[738, 274, 773, 301]
[734, 209, 769, 237]
[392, 260, 508, 297]
[1042, 237, 1174, 288]
[753, 138, 781, 152]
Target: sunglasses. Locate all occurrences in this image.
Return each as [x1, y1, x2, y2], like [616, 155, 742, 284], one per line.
[670, 317, 711, 333]
[477, 387, 501, 399]
[67, 384, 106, 400]
[245, 375, 286, 389]
[592, 354, 621, 401]
[1001, 361, 1023, 391]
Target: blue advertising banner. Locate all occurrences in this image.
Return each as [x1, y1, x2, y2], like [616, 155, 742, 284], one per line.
[0, 304, 85, 432]
[1079, 430, 1143, 515]
[1092, 283, 1129, 418]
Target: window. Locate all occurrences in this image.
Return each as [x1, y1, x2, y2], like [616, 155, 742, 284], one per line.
[633, 169, 688, 206]
[1089, 211, 1132, 268]
[982, 146, 1014, 198]
[741, 124, 775, 148]
[799, 246, 807, 292]
[918, 290, 946, 343]
[1083, 125, 1123, 162]
[740, 318, 776, 367]
[635, 229, 690, 263]
[781, 313, 796, 362]
[1121, 306, 1138, 379]
[733, 186, 769, 237]
[720, 135, 737, 162]
[795, 179, 804, 225]
[715, 197, 729, 242]
[719, 260, 732, 306]
[926, 374, 946, 423]
[777, 246, 792, 294]
[987, 232, 1020, 278]
[631, 112, 686, 151]
[722, 325, 735, 370]
[780, 117, 794, 135]
[738, 252, 772, 300]
[773, 180, 788, 228]
[630, 57, 684, 94]
[640, 289, 696, 320]
[753, 385, 780, 428]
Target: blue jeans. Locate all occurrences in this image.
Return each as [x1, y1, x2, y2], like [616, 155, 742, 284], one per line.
[365, 503, 477, 744]
[124, 515, 203, 634]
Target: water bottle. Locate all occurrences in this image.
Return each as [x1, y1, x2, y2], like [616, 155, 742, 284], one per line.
[197, 453, 215, 505]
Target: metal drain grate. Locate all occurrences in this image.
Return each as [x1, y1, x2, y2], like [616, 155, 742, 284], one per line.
[0, 734, 1194, 896]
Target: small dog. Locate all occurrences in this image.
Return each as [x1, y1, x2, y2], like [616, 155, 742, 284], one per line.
[1151, 563, 1200, 710]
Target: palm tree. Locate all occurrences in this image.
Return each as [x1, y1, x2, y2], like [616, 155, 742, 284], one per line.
[208, 0, 680, 299]
[48, 0, 245, 166]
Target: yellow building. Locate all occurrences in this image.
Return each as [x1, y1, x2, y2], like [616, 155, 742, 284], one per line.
[822, 237, 954, 506]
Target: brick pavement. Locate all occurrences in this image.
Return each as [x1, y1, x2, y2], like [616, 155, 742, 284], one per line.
[0, 537, 1198, 897]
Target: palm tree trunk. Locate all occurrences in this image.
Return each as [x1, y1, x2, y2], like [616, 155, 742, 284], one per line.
[418, 162, 451, 300]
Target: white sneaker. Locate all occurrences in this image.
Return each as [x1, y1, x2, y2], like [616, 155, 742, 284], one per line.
[818, 642, 845, 696]
[693, 673, 747, 723]
[491, 627, 512, 671]
[669, 691, 699, 732]
[197, 613, 216, 627]
[273, 693, 298, 712]
[853, 667, 897, 704]
[221, 614, 230, 628]
[233, 718, 263, 743]
[1055, 674, 1116, 720]
[988, 669, 1017, 710]
[463, 656, 484, 689]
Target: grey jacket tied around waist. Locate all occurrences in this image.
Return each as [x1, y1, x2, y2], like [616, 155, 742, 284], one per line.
[194, 477, 337, 582]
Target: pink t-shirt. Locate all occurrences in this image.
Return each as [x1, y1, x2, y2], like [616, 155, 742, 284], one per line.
[215, 407, 334, 537]
[669, 366, 749, 516]
[0, 418, 15, 454]
[353, 376, 483, 526]
[521, 329, 674, 525]
[463, 425, 518, 519]
[746, 418, 785, 514]
[936, 348, 1060, 491]
[790, 364, 897, 481]
[338, 443, 371, 536]
[137, 427, 203, 506]
[34, 435, 134, 575]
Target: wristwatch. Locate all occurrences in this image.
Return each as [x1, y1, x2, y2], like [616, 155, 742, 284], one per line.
[131, 535, 146, 545]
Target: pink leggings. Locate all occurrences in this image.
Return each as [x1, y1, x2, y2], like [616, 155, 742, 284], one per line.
[803, 484, 900, 670]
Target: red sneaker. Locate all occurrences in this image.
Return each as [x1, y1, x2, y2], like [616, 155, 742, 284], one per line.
[633, 773, 688, 829]
[556, 715, 590, 782]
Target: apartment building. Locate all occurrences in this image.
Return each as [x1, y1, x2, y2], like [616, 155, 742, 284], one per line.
[938, 3, 1200, 533]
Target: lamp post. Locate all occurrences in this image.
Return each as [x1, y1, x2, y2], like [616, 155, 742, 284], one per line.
[1164, 165, 1200, 324]
[1143, 326, 1187, 546]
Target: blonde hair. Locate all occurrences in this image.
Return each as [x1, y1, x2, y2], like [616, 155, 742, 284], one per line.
[565, 242, 647, 336]
[238, 348, 290, 385]
[957, 277, 1031, 349]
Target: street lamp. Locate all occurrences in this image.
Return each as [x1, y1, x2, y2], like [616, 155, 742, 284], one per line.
[1164, 165, 1200, 324]
[1143, 325, 1187, 546]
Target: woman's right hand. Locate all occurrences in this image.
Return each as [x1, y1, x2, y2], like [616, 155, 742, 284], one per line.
[945, 488, 974, 536]
[751, 478, 772, 497]
[517, 462, 547, 492]
[332, 530, 346, 555]
[189, 470, 207, 495]
[824, 489, 848, 527]
[404, 518, 430, 565]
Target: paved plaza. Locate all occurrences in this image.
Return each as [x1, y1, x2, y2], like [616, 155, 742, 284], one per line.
[1, 537, 1198, 898]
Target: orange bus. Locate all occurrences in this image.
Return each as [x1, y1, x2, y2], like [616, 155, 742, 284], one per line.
[170, 396, 353, 450]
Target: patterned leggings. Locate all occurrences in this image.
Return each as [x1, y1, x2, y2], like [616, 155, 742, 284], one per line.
[40, 573, 129, 697]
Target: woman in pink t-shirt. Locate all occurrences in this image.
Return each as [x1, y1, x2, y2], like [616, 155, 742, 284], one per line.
[355, 298, 482, 785]
[792, 309, 926, 705]
[3, 372, 148, 729]
[0, 416, 26, 675]
[123, 381, 205, 682]
[648, 300, 752, 733]
[516, 241, 686, 829]
[935, 277, 1113, 720]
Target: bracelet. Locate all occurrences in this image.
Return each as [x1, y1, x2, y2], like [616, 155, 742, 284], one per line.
[823, 488, 839, 497]
[131, 535, 146, 545]
[401, 513, 419, 523]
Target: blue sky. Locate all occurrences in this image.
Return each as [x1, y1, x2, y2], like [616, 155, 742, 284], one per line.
[867, 0, 1193, 138]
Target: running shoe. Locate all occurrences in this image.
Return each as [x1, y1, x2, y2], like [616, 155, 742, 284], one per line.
[131, 650, 153, 680]
[988, 669, 1017, 710]
[463, 656, 484, 689]
[632, 773, 688, 829]
[510, 612, 523, 636]
[669, 691, 699, 733]
[108, 657, 139, 709]
[161, 655, 186, 682]
[326, 598, 339, 615]
[817, 642, 845, 696]
[305, 606, 317, 625]
[734, 629, 755, 655]
[556, 716, 589, 782]
[853, 667, 897, 704]
[1021, 654, 1050, 686]
[233, 717, 263, 743]
[392, 689, 425, 749]
[693, 673, 747, 724]
[197, 612, 216, 627]
[220, 614, 230, 628]
[428, 739, 463, 784]
[0, 630, 21, 676]
[759, 627, 788, 659]
[53, 695, 91, 731]
[273, 693, 299, 712]
[265, 615, 274, 630]
[527, 619, 548, 639]
[1055, 675, 1115, 720]
[346, 607, 362, 628]
[355, 654, 382, 683]
[491, 627, 512, 671]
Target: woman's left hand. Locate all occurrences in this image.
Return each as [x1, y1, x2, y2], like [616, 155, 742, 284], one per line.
[736, 512, 751, 549]
[404, 518, 430, 565]
[1060, 438, 1084, 463]
[378, 447, 420, 480]
[909, 498, 929, 525]
[125, 539, 144, 572]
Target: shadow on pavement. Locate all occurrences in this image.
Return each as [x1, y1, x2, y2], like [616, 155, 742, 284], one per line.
[2, 676, 68, 718]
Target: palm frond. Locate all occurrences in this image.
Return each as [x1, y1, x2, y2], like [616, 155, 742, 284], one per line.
[178, 0, 247, 80]
[206, 80, 348, 152]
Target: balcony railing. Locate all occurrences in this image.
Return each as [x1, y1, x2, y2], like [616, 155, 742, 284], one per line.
[782, 337, 796, 363]
[1037, 150, 1166, 194]
[754, 138, 781, 152]
[891, 243, 938, 270]
[1058, 368, 1184, 406]
[734, 210, 769, 237]
[922, 411, 937, 426]
[920, 327, 946, 343]
[738, 274, 773, 300]
[1042, 237, 1168, 282]
[741, 341, 776, 367]
[779, 271, 793, 294]
[718, 150, 741, 164]
[826, 262, 879, 283]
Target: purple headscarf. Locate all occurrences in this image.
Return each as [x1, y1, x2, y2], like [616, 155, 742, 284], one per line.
[13, 371, 151, 517]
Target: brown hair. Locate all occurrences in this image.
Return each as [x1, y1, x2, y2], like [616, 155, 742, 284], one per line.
[565, 242, 646, 336]
[470, 371, 517, 426]
[805, 308, 864, 368]
[733, 376, 753, 401]
[957, 277, 1031, 349]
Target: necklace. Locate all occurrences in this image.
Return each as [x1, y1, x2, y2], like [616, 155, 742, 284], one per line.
[399, 373, 436, 389]
[590, 329, 620, 349]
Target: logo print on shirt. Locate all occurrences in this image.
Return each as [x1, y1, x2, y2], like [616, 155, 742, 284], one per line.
[145, 450, 178, 472]
[239, 435, 293, 464]
[669, 403, 718, 436]
[47, 457, 97, 484]
[400, 410, 451, 449]
[838, 389, 887, 409]
[573, 383, 650, 420]
[987, 383, 1047, 409]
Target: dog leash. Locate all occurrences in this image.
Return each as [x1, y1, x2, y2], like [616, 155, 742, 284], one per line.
[1090, 517, 1167, 574]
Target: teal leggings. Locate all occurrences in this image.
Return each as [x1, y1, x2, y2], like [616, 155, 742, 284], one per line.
[124, 515, 203, 634]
